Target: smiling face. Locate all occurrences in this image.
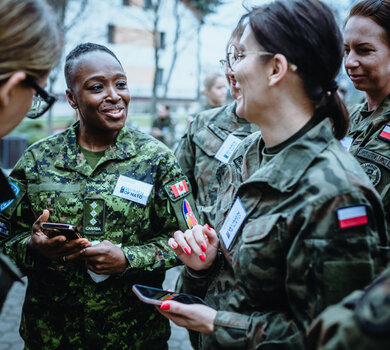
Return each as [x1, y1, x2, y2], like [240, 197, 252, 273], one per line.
[344, 16, 390, 97]
[66, 50, 130, 137]
[233, 25, 269, 123]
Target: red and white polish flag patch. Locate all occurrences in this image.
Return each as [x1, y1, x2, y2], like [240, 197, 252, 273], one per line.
[379, 125, 390, 141]
[171, 179, 189, 198]
[337, 205, 368, 229]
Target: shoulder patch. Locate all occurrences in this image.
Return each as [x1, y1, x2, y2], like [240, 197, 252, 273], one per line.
[357, 148, 390, 171]
[183, 199, 198, 229]
[0, 181, 26, 221]
[336, 205, 368, 230]
[360, 162, 381, 186]
[164, 177, 192, 202]
[378, 125, 390, 142]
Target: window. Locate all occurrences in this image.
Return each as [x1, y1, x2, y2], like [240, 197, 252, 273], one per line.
[144, 0, 151, 9]
[159, 32, 166, 49]
[108, 24, 115, 43]
[156, 68, 164, 86]
[122, 0, 131, 5]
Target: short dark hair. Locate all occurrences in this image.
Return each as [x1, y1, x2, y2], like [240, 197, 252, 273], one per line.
[247, 0, 349, 139]
[347, 0, 390, 46]
[64, 42, 122, 88]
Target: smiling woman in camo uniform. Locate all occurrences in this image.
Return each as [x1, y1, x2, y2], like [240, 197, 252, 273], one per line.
[157, 1, 388, 349]
[3, 42, 200, 349]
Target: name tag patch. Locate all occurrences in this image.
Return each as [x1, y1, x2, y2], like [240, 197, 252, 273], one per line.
[340, 136, 354, 152]
[378, 125, 390, 142]
[220, 197, 247, 249]
[183, 199, 198, 229]
[337, 205, 368, 229]
[214, 134, 241, 164]
[83, 198, 105, 235]
[113, 175, 153, 206]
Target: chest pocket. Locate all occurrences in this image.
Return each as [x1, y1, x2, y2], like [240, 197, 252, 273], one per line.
[193, 126, 225, 157]
[235, 213, 287, 301]
[28, 183, 83, 224]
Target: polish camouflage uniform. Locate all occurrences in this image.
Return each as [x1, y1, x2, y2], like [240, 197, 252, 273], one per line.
[307, 267, 390, 350]
[181, 117, 388, 349]
[0, 122, 199, 349]
[346, 95, 390, 231]
[175, 101, 259, 227]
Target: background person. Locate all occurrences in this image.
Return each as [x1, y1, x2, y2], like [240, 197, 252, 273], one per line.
[151, 104, 176, 148]
[158, 1, 388, 348]
[0, 0, 62, 311]
[4, 42, 199, 349]
[343, 0, 390, 232]
[203, 73, 227, 110]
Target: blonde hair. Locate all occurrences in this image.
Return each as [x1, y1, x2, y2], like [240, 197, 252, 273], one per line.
[0, 0, 62, 82]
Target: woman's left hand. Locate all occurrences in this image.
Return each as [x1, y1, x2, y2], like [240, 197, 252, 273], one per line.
[156, 301, 217, 334]
[80, 240, 127, 274]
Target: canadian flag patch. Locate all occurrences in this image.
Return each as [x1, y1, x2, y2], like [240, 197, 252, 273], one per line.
[171, 179, 189, 198]
[337, 205, 368, 229]
[379, 125, 390, 141]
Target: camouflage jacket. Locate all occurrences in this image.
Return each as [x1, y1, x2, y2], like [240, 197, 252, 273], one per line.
[308, 267, 390, 350]
[182, 118, 387, 349]
[1, 122, 199, 349]
[346, 95, 390, 231]
[175, 102, 259, 226]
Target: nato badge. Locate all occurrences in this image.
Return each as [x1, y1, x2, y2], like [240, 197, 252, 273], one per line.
[83, 198, 105, 235]
[183, 199, 198, 229]
[0, 182, 20, 212]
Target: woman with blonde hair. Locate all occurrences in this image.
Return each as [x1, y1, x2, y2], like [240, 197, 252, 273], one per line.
[0, 0, 62, 310]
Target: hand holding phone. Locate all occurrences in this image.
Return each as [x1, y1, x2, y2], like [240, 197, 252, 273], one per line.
[40, 222, 81, 240]
[132, 284, 208, 306]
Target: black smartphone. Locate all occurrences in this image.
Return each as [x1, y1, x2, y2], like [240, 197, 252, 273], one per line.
[40, 222, 81, 240]
[132, 284, 208, 306]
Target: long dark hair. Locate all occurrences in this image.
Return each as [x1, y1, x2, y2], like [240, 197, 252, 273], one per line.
[248, 0, 349, 139]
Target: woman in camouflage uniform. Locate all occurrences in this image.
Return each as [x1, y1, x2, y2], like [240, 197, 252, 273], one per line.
[158, 1, 388, 349]
[343, 0, 390, 232]
[3, 43, 199, 349]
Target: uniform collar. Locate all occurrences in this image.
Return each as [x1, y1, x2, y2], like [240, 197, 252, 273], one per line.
[54, 121, 136, 175]
[242, 118, 333, 192]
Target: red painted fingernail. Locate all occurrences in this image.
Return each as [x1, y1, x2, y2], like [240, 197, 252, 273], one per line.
[199, 254, 206, 262]
[171, 242, 178, 249]
[160, 303, 170, 310]
[201, 244, 207, 252]
[205, 224, 211, 230]
[184, 247, 191, 255]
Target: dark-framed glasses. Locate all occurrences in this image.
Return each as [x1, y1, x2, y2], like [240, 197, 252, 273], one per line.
[25, 76, 57, 119]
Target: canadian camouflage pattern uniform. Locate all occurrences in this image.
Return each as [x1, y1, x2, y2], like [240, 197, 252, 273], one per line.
[181, 118, 388, 349]
[308, 267, 390, 350]
[1, 122, 198, 349]
[175, 101, 259, 227]
[346, 95, 390, 231]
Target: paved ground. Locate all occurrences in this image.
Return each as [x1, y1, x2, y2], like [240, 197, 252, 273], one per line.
[0, 266, 193, 350]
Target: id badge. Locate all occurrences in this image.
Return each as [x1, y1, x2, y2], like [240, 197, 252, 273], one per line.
[219, 197, 246, 249]
[214, 134, 241, 164]
[83, 198, 105, 235]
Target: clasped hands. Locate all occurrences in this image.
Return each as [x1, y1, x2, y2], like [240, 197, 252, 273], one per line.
[27, 209, 127, 275]
[158, 224, 220, 335]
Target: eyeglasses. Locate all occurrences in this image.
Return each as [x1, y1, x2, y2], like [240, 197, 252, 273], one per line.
[227, 44, 297, 72]
[25, 76, 57, 119]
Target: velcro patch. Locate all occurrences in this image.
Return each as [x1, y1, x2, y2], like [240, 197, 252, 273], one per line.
[357, 148, 390, 171]
[337, 205, 368, 229]
[83, 198, 105, 235]
[183, 199, 198, 229]
[0, 220, 10, 239]
[378, 125, 390, 142]
[0, 181, 26, 221]
[164, 176, 192, 202]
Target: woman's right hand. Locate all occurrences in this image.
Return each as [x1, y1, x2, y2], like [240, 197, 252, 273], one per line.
[27, 209, 91, 261]
[168, 224, 219, 271]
